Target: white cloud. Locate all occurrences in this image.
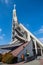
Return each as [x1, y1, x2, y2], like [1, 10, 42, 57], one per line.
[38, 26, 43, 33]
[5, 0, 8, 4]
[2, 34, 5, 36]
[39, 38, 43, 43]
[0, 28, 2, 32]
[0, 0, 9, 5]
[0, 34, 5, 40]
[0, 28, 5, 40]
[34, 25, 43, 35]
[0, 36, 3, 40]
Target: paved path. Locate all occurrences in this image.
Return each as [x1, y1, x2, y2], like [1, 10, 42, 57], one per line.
[24, 60, 40, 65]
[0, 60, 40, 65]
[1, 56, 43, 65]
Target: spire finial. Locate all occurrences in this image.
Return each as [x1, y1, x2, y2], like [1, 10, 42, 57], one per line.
[14, 4, 16, 9]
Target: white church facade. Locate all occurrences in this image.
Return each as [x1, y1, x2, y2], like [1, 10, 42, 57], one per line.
[0, 5, 43, 62]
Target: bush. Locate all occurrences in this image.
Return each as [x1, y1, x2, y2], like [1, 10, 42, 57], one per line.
[0, 53, 2, 62]
[2, 53, 15, 64]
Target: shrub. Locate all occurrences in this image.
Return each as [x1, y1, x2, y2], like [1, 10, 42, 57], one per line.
[0, 53, 2, 62]
[2, 53, 15, 64]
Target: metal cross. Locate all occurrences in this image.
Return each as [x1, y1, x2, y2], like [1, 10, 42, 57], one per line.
[14, 4, 16, 9]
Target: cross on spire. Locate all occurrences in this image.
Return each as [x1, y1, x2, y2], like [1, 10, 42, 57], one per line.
[14, 4, 16, 9]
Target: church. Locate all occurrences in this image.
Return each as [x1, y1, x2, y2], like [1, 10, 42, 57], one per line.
[0, 5, 43, 62]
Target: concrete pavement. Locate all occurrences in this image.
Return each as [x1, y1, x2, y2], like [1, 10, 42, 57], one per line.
[1, 56, 43, 65]
[0, 60, 41, 65]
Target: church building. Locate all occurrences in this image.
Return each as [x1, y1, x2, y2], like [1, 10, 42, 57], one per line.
[0, 5, 43, 62]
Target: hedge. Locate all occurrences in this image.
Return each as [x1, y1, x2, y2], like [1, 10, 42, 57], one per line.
[2, 53, 15, 64]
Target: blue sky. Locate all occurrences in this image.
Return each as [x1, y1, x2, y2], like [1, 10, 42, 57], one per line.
[0, 0, 43, 45]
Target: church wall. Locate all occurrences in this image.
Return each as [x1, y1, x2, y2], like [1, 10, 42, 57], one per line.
[18, 40, 34, 61]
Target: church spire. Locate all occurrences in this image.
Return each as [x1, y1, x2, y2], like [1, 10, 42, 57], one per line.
[12, 4, 18, 41]
[13, 4, 18, 23]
